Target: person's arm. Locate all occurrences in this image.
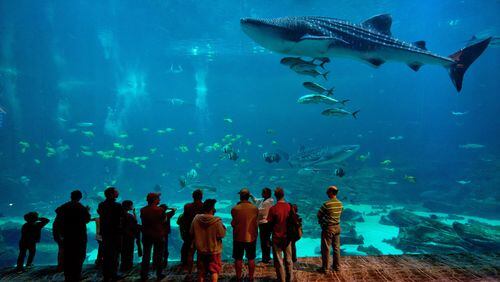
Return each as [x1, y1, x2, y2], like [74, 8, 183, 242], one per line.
[267, 207, 275, 227]
[84, 206, 91, 223]
[36, 217, 50, 228]
[189, 216, 195, 237]
[217, 220, 226, 239]
[166, 209, 176, 219]
[251, 195, 264, 206]
[317, 204, 325, 222]
[230, 208, 236, 228]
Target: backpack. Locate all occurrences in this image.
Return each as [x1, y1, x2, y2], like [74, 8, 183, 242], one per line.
[286, 203, 303, 242]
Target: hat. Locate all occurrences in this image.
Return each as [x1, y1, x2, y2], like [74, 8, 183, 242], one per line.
[237, 188, 250, 196]
[147, 192, 160, 202]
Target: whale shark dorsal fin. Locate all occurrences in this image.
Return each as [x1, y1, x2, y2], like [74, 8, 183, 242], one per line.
[413, 40, 427, 50]
[361, 14, 392, 36]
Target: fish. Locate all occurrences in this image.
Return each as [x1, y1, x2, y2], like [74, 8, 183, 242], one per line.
[387, 181, 398, 185]
[389, 136, 404, 141]
[321, 108, 360, 118]
[297, 167, 321, 176]
[168, 64, 184, 74]
[280, 57, 314, 67]
[81, 151, 94, 157]
[457, 180, 471, 185]
[77, 122, 94, 127]
[81, 131, 95, 138]
[240, 14, 491, 92]
[285, 144, 359, 168]
[459, 143, 485, 149]
[161, 98, 187, 106]
[451, 111, 468, 116]
[266, 129, 276, 134]
[380, 160, 392, 165]
[224, 118, 233, 123]
[295, 69, 329, 80]
[297, 94, 348, 105]
[290, 62, 319, 72]
[357, 152, 371, 161]
[178, 145, 189, 153]
[313, 57, 331, 67]
[303, 82, 334, 96]
[0, 106, 5, 128]
[19, 141, 30, 153]
[404, 175, 417, 183]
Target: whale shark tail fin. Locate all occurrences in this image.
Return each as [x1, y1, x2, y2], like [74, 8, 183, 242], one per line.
[448, 37, 491, 92]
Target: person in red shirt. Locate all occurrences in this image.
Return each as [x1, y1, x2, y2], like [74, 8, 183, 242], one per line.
[179, 189, 204, 273]
[140, 193, 167, 281]
[267, 187, 294, 282]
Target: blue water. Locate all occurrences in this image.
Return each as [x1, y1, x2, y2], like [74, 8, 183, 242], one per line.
[0, 0, 499, 268]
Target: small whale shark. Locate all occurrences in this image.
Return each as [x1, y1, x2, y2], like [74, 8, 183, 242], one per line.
[283, 144, 360, 168]
[240, 14, 491, 92]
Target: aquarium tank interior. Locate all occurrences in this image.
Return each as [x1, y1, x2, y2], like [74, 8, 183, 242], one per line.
[0, 0, 499, 268]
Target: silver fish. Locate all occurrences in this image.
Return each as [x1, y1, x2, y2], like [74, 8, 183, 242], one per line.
[297, 94, 348, 105]
[303, 82, 334, 95]
[322, 108, 360, 119]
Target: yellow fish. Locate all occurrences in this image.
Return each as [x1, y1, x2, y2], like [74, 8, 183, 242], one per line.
[380, 160, 392, 165]
[404, 175, 417, 183]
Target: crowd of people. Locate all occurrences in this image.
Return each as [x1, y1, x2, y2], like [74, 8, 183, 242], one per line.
[16, 185, 343, 282]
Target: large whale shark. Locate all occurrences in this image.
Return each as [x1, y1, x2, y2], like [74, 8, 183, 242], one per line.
[240, 14, 491, 92]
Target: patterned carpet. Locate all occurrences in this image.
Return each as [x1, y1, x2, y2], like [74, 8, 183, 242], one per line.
[1, 253, 499, 281]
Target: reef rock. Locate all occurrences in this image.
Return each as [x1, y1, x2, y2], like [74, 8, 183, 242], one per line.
[382, 209, 477, 254]
[340, 223, 364, 245]
[357, 245, 383, 256]
[341, 208, 365, 222]
[453, 220, 500, 252]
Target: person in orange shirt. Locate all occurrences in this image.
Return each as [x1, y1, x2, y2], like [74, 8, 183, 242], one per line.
[231, 188, 259, 281]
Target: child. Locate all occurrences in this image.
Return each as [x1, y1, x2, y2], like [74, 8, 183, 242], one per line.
[120, 200, 142, 272]
[290, 204, 302, 264]
[91, 217, 104, 267]
[17, 212, 50, 270]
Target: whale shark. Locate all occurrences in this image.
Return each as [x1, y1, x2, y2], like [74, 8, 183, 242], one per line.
[282, 145, 360, 168]
[240, 14, 491, 92]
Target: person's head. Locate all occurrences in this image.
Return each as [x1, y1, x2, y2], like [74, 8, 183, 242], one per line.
[202, 199, 217, 214]
[274, 187, 285, 200]
[192, 189, 203, 202]
[326, 186, 338, 198]
[70, 190, 83, 202]
[147, 192, 161, 206]
[238, 188, 250, 201]
[291, 204, 298, 213]
[159, 204, 168, 211]
[262, 187, 272, 199]
[104, 187, 119, 200]
[122, 200, 133, 211]
[24, 212, 39, 223]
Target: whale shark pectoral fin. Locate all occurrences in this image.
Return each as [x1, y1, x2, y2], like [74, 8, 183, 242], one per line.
[408, 62, 423, 72]
[300, 34, 350, 45]
[364, 58, 386, 67]
[361, 14, 392, 36]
